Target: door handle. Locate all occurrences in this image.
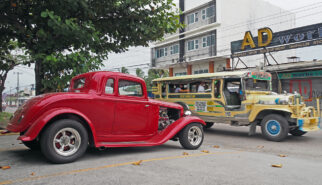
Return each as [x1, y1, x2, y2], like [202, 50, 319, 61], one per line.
[145, 105, 150, 107]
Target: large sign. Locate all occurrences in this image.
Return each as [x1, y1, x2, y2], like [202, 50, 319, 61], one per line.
[278, 70, 322, 79]
[231, 23, 322, 57]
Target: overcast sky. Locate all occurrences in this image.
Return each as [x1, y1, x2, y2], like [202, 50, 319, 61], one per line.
[4, 0, 322, 94]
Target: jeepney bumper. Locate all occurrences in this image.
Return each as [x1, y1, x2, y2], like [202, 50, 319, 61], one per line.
[297, 117, 320, 132]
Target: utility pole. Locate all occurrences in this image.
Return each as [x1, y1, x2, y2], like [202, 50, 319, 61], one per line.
[14, 72, 22, 106]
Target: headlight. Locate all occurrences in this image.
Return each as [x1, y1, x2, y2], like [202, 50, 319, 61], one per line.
[184, 110, 192, 116]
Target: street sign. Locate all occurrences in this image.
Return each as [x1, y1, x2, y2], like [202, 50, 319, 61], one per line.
[231, 23, 322, 57]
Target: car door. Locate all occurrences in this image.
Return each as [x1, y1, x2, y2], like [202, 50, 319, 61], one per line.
[113, 78, 152, 137]
[95, 76, 117, 136]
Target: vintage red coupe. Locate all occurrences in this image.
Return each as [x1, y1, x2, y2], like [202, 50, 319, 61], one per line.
[6, 71, 205, 163]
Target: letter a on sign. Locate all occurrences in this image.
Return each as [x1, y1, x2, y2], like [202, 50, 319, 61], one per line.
[258, 28, 273, 47]
[241, 31, 256, 50]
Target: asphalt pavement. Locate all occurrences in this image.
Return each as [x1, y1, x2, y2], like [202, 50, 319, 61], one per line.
[1, 124, 322, 185]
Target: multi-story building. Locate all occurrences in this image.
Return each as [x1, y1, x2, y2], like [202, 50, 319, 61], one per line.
[151, 0, 296, 76]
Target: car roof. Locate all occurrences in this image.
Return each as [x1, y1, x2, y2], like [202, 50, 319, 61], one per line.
[73, 71, 144, 81]
[153, 70, 251, 82]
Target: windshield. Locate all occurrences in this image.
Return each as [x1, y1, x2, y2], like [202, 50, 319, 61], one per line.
[245, 78, 270, 91]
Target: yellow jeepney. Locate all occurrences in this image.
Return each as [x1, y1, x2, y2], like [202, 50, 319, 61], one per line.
[152, 70, 321, 141]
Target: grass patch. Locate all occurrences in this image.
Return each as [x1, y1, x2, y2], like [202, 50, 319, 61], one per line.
[0, 112, 13, 129]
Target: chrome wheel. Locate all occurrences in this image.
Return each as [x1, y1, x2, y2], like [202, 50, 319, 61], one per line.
[187, 126, 203, 146]
[53, 128, 81, 157]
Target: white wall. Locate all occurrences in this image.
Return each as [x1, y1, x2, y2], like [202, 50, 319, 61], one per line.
[217, 0, 296, 67]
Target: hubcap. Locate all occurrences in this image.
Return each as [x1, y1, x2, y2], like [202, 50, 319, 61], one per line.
[266, 120, 281, 136]
[53, 128, 81, 156]
[188, 126, 203, 146]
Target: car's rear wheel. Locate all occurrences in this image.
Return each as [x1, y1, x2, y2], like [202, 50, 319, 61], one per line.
[179, 123, 204, 149]
[261, 114, 289, 142]
[290, 129, 307, 136]
[40, 119, 88, 164]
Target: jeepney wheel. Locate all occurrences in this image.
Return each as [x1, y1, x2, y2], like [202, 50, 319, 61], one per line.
[204, 122, 214, 129]
[261, 114, 289, 142]
[290, 129, 307, 136]
[179, 123, 204, 149]
[40, 119, 88, 164]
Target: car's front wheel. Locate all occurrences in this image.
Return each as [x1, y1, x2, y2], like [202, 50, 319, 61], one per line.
[179, 123, 204, 149]
[40, 119, 88, 164]
[261, 114, 289, 142]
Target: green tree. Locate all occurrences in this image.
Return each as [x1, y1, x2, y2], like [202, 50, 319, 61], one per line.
[135, 68, 145, 78]
[145, 69, 168, 91]
[121, 67, 129, 74]
[1, 0, 181, 95]
[0, 41, 29, 112]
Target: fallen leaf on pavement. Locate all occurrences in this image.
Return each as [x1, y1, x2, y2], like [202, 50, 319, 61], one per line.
[213, 145, 220, 148]
[0, 166, 11, 170]
[271, 164, 283, 168]
[257, 146, 264, 149]
[31, 172, 35, 176]
[201, 150, 209, 153]
[183, 152, 189, 156]
[132, 160, 143, 166]
[278, 154, 287, 157]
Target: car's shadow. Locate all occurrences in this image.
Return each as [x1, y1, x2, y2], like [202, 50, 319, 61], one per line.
[4, 142, 183, 165]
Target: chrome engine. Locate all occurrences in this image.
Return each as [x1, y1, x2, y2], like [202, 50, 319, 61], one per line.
[158, 107, 176, 130]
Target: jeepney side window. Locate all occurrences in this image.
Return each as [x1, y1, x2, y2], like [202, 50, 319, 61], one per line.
[161, 83, 167, 98]
[214, 80, 221, 98]
[169, 83, 189, 93]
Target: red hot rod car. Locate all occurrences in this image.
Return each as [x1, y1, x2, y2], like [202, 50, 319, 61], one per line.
[6, 71, 205, 163]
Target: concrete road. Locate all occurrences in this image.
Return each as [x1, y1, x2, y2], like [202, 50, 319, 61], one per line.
[1, 124, 322, 185]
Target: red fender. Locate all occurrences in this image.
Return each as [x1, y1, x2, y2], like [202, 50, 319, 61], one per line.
[18, 108, 97, 144]
[97, 116, 206, 148]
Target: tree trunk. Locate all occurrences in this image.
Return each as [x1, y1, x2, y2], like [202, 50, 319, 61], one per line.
[0, 85, 4, 113]
[35, 59, 44, 95]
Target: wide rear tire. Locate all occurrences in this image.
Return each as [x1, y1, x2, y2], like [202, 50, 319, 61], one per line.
[261, 114, 289, 142]
[179, 123, 204, 150]
[40, 119, 88, 164]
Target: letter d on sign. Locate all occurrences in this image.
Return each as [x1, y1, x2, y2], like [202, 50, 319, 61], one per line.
[258, 27, 273, 47]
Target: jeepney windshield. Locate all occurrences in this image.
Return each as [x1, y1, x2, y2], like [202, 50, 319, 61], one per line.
[245, 78, 270, 91]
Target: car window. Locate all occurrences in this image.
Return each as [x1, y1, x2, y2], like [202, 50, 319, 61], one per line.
[73, 78, 86, 89]
[105, 78, 114, 94]
[118, 80, 143, 97]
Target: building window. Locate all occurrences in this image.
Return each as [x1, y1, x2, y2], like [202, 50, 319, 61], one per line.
[202, 34, 215, 47]
[175, 72, 187, 76]
[202, 9, 206, 20]
[206, 6, 215, 18]
[155, 47, 168, 58]
[187, 13, 194, 24]
[195, 39, 199, 49]
[202, 6, 215, 20]
[187, 40, 194, 51]
[195, 12, 199, 22]
[194, 69, 209, 74]
[170, 44, 179, 55]
[187, 40, 199, 51]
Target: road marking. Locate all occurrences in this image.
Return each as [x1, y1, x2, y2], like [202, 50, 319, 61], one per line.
[0, 133, 19, 136]
[0, 147, 27, 152]
[0, 151, 241, 185]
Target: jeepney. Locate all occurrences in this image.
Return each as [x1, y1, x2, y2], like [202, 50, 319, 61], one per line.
[152, 70, 321, 141]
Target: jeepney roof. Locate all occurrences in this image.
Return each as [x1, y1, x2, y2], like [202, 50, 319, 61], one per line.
[153, 70, 251, 82]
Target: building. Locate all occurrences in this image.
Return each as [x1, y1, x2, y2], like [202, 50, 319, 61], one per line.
[151, 0, 296, 76]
